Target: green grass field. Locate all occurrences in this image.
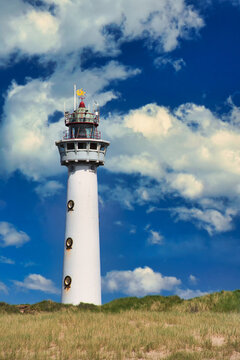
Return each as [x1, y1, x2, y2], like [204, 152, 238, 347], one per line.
[0, 291, 239, 360]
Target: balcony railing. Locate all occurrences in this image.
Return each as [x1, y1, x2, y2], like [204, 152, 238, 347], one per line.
[63, 130, 101, 140]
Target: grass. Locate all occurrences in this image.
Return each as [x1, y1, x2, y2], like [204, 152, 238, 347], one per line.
[0, 290, 239, 359]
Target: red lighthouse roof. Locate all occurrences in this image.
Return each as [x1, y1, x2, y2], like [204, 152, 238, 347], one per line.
[79, 100, 86, 108]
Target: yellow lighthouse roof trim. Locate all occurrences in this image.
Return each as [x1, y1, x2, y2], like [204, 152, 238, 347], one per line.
[76, 88, 86, 97]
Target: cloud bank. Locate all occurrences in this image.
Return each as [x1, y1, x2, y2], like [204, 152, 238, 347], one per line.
[0, 61, 138, 181]
[1, 1, 238, 235]
[0, 0, 203, 63]
[101, 101, 240, 233]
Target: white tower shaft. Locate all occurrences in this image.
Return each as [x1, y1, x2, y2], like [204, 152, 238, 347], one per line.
[62, 163, 101, 305]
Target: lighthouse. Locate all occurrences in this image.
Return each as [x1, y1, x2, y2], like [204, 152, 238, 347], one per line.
[56, 88, 110, 305]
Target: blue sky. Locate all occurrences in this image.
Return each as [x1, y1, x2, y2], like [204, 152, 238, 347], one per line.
[0, 0, 240, 304]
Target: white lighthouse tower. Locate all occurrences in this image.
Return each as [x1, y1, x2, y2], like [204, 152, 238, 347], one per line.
[56, 88, 110, 305]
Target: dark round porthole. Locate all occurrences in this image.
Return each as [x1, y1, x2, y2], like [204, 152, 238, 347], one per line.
[66, 237, 73, 249]
[64, 275, 72, 288]
[67, 200, 74, 211]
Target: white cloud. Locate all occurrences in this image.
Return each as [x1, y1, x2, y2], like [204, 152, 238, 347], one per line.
[148, 230, 164, 245]
[35, 180, 64, 198]
[174, 207, 236, 235]
[0, 2, 206, 243]
[99, 184, 136, 210]
[0, 222, 30, 247]
[0, 1, 205, 198]
[0, 0, 238, 236]
[0, 1, 59, 63]
[176, 288, 209, 299]
[169, 173, 203, 199]
[154, 56, 186, 71]
[0, 256, 15, 265]
[14, 274, 60, 294]
[0, 0, 204, 62]
[100, 101, 240, 232]
[0, 61, 137, 181]
[102, 266, 181, 296]
[189, 274, 198, 284]
[125, 105, 173, 138]
[0, 281, 8, 294]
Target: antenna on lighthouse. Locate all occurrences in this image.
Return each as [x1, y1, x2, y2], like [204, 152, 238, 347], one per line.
[73, 84, 77, 111]
[93, 100, 100, 120]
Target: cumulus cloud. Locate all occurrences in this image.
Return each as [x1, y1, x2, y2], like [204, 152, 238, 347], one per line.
[0, 1, 59, 63]
[169, 174, 203, 199]
[0, 2, 237, 235]
[0, 2, 206, 242]
[148, 230, 164, 245]
[0, 61, 138, 180]
[35, 180, 64, 198]
[0, 0, 204, 62]
[0, 0, 205, 191]
[0, 281, 8, 294]
[102, 266, 181, 296]
[0, 0, 204, 187]
[125, 105, 173, 138]
[14, 274, 60, 294]
[0, 222, 30, 247]
[176, 288, 209, 299]
[0, 256, 15, 265]
[99, 101, 240, 232]
[173, 207, 236, 235]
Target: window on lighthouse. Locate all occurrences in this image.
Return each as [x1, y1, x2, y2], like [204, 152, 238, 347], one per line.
[78, 143, 86, 149]
[90, 143, 97, 150]
[67, 143, 74, 150]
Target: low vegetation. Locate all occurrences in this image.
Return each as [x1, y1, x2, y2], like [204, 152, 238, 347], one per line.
[0, 290, 239, 359]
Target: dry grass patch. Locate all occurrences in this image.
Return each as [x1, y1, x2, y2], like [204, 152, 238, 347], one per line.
[0, 310, 239, 359]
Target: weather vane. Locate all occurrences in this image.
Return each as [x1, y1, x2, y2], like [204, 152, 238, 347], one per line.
[76, 88, 86, 98]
